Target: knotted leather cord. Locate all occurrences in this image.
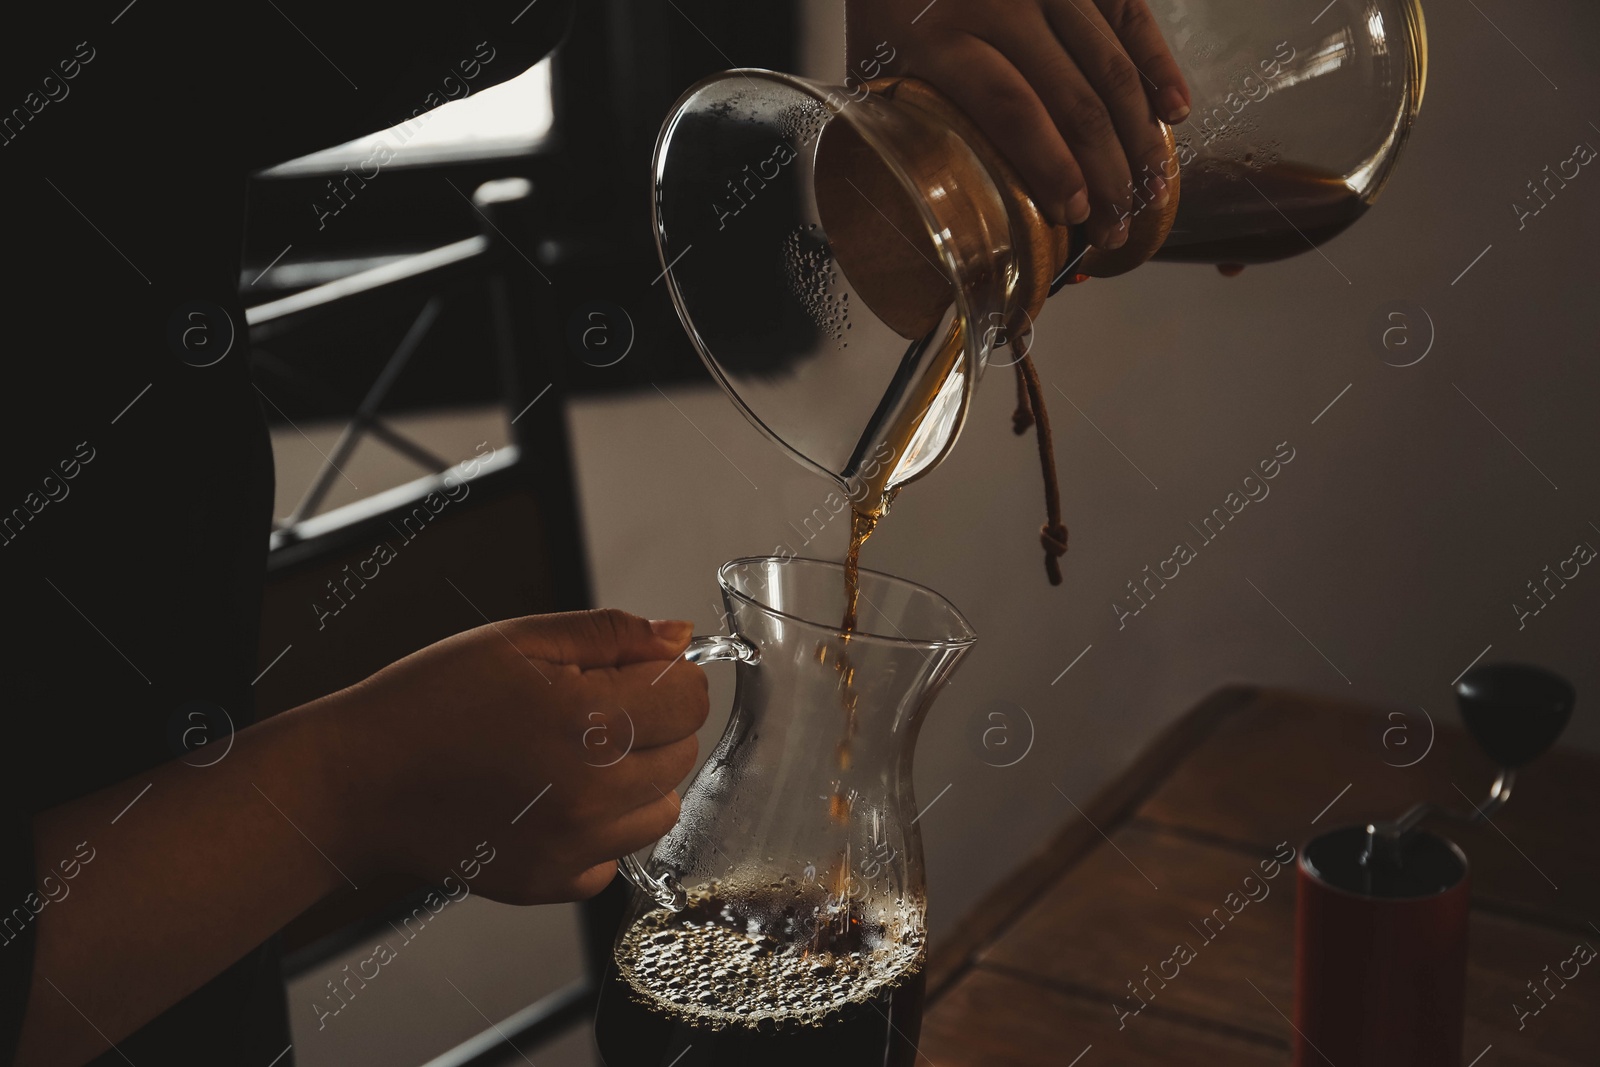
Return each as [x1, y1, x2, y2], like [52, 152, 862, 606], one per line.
[1011, 355, 1068, 585]
[1012, 357, 1035, 434]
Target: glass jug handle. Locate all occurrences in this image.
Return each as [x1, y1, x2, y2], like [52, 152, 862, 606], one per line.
[616, 632, 761, 911]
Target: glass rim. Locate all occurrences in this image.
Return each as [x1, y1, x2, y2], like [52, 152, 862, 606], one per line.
[649, 67, 986, 495]
[716, 554, 977, 649]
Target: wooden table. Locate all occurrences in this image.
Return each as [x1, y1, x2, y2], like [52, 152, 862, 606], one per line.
[922, 686, 1599, 1065]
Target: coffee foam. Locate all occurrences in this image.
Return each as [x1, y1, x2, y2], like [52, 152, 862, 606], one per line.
[616, 883, 925, 1031]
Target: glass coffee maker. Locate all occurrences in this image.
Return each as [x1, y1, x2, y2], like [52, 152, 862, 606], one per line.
[647, 0, 1428, 533]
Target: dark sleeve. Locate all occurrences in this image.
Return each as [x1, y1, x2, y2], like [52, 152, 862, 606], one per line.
[0, 811, 35, 1064]
[235, 0, 576, 170]
[0, 4, 573, 1059]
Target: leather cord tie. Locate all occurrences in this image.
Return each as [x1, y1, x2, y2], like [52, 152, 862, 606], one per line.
[1012, 358, 1036, 433]
[1010, 355, 1068, 585]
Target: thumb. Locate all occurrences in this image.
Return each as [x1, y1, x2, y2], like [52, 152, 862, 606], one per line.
[511, 608, 692, 669]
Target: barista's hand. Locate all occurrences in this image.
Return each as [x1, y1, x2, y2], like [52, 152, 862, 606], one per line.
[330, 609, 708, 904]
[846, 0, 1190, 248]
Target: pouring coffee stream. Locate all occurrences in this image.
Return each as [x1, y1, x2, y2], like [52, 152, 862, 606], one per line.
[811, 68, 1199, 906]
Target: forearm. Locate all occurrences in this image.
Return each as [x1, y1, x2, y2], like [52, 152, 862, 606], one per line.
[14, 691, 377, 1067]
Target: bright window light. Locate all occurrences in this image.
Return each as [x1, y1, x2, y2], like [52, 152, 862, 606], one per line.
[261, 58, 555, 177]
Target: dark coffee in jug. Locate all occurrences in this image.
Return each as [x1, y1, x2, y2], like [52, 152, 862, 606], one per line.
[594, 883, 927, 1067]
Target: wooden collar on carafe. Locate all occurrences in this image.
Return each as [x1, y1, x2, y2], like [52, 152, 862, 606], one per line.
[866, 76, 1181, 585]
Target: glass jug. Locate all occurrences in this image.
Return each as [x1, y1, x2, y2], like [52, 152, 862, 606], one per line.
[594, 555, 977, 1067]
[651, 0, 1428, 506]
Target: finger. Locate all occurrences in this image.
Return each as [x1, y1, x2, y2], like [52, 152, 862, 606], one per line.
[621, 734, 701, 795]
[573, 732, 699, 811]
[1041, 0, 1175, 243]
[512, 608, 692, 669]
[590, 660, 710, 749]
[912, 31, 1090, 227]
[567, 861, 619, 900]
[578, 738, 700, 818]
[988, 16, 1138, 249]
[1099, 0, 1190, 123]
[580, 792, 684, 864]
